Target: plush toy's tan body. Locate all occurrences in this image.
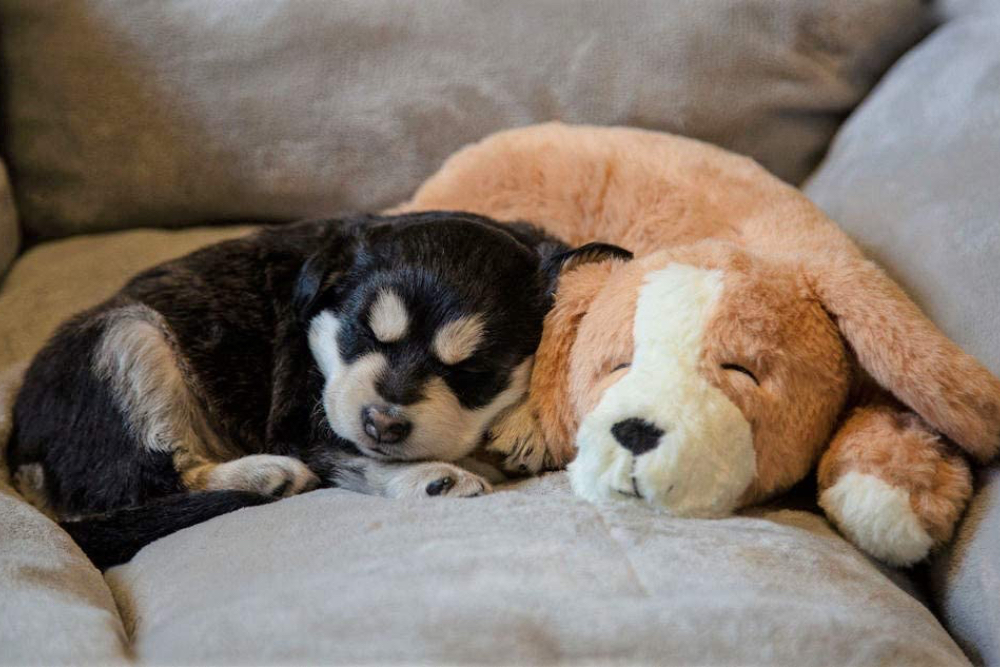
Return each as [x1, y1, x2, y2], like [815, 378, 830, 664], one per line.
[395, 123, 1000, 565]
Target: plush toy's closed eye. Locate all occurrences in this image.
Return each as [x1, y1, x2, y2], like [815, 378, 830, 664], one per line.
[721, 363, 759, 385]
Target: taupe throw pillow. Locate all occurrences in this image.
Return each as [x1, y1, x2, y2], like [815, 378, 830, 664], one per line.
[1, 0, 930, 239]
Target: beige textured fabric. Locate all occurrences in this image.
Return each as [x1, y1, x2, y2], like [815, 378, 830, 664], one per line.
[0, 0, 932, 239]
[104, 474, 969, 665]
[0, 226, 251, 370]
[805, 13, 1000, 663]
[0, 161, 18, 276]
[0, 364, 130, 667]
[931, 466, 1000, 667]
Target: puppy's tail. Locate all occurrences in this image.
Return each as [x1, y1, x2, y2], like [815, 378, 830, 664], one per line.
[60, 491, 276, 570]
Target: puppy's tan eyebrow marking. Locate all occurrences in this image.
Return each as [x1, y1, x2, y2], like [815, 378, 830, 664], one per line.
[368, 289, 409, 343]
[433, 315, 485, 365]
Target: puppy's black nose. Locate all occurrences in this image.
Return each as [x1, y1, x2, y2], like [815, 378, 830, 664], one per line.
[611, 418, 664, 456]
[362, 405, 412, 444]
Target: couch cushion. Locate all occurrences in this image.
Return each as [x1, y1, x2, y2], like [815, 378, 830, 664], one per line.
[102, 473, 969, 665]
[0, 364, 130, 667]
[931, 466, 1000, 667]
[0, 160, 18, 276]
[0, 226, 251, 370]
[804, 12, 1000, 664]
[0, 0, 932, 239]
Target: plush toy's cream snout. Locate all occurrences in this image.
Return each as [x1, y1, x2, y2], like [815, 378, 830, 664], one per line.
[569, 263, 755, 517]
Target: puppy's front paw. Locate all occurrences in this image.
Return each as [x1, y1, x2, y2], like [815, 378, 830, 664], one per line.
[207, 454, 319, 497]
[389, 462, 492, 499]
[487, 401, 559, 475]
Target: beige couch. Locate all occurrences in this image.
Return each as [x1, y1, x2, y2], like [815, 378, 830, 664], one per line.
[1, 2, 997, 665]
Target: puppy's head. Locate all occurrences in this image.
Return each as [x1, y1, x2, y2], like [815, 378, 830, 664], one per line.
[297, 212, 560, 462]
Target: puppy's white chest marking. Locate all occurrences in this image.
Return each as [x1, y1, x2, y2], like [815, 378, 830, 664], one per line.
[570, 264, 756, 517]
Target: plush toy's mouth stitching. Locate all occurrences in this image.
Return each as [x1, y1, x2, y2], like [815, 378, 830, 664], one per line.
[616, 484, 641, 499]
[614, 462, 646, 499]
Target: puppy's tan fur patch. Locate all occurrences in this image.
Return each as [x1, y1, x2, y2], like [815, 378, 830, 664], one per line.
[433, 315, 485, 365]
[369, 289, 409, 343]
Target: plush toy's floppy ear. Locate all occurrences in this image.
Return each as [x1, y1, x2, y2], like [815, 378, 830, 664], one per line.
[810, 255, 1000, 463]
[524, 255, 626, 460]
[293, 225, 359, 323]
[542, 242, 633, 296]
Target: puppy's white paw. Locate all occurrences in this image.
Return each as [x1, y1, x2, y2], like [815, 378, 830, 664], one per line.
[387, 462, 492, 499]
[206, 454, 319, 498]
[486, 401, 554, 475]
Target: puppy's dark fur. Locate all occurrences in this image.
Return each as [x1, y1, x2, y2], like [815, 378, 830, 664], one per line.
[8, 212, 565, 568]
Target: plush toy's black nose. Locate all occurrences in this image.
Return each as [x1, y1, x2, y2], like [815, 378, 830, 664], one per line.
[362, 405, 412, 444]
[611, 418, 664, 455]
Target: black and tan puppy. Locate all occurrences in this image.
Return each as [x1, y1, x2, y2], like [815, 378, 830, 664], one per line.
[7, 212, 565, 568]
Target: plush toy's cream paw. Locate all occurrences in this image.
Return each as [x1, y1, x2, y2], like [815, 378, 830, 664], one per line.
[205, 455, 320, 498]
[818, 405, 973, 566]
[819, 472, 934, 567]
[385, 462, 492, 499]
[486, 401, 559, 475]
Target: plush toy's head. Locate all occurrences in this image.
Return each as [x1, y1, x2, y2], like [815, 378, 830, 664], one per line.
[550, 236, 999, 518]
[559, 243, 847, 515]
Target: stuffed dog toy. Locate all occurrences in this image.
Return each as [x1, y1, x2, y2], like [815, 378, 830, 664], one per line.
[394, 123, 1000, 566]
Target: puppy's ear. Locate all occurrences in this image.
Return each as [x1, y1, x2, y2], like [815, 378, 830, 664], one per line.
[293, 229, 358, 323]
[542, 242, 633, 296]
[809, 255, 1000, 463]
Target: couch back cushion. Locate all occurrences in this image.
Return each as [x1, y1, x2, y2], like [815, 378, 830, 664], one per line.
[805, 12, 1000, 664]
[0, 161, 18, 275]
[0, 0, 931, 240]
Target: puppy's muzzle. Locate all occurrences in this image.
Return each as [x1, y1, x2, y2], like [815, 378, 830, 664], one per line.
[362, 404, 412, 444]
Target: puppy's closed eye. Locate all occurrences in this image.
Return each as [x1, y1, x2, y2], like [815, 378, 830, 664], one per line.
[457, 359, 493, 376]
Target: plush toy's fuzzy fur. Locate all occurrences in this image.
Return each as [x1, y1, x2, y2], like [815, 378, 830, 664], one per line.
[395, 122, 1000, 566]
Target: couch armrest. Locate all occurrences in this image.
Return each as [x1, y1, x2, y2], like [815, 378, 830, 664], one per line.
[930, 468, 1000, 665]
[0, 160, 19, 278]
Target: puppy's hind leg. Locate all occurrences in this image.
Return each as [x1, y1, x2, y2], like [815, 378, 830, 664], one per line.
[95, 304, 222, 460]
[97, 306, 320, 500]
